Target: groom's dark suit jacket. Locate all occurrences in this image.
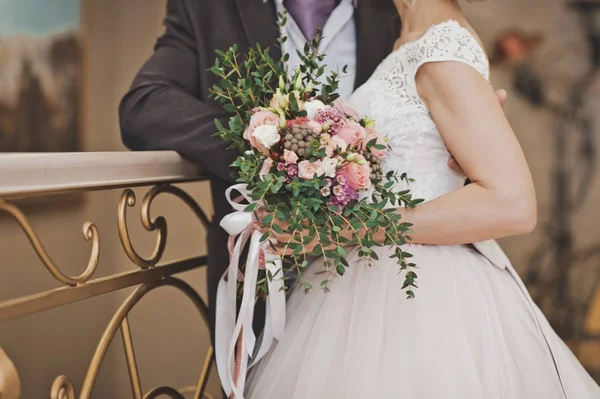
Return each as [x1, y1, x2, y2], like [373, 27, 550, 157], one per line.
[119, 0, 401, 340]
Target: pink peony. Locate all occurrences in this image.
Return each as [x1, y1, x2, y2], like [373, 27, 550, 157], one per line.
[364, 128, 387, 159]
[283, 149, 299, 164]
[244, 111, 280, 156]
[335, 100, 361, 121]
[298, 160, 325, 180]
[259, 158, 274, 180]
[336, 121, 367, 148]
[339, 155, 371, 190]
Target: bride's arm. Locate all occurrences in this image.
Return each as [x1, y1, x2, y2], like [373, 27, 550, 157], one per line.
[379, 61, 537, 245]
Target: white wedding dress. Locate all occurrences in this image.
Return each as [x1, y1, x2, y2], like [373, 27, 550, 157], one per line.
[245, 20, 600, 398]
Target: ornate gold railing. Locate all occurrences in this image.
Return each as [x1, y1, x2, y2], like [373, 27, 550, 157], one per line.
[0, 151, 216, 399]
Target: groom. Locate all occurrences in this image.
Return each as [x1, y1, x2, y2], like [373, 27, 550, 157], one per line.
[119, 0, 506, 345]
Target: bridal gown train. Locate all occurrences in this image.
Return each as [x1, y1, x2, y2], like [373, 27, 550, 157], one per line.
[245, 21, 600, 398]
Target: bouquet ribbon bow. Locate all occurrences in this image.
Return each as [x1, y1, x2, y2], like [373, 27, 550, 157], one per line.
[215, 183, 286, 399]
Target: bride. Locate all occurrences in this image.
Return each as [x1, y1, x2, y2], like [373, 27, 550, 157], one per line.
[245, 0, 600, 398]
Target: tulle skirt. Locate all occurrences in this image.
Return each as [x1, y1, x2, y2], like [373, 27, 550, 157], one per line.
[245, 244, 600, 399]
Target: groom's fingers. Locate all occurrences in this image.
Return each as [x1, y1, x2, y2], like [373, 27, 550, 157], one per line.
[496, 89, 508, 108]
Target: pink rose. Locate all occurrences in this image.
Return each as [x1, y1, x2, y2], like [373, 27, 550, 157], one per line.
[298, 160, 325, 180]
[364, 128, 387, 159]
[325, 135, 348, 157]
[283, 149, 299, 164]
[335, 100, 361, 121]
[244, 111, 280, 155]
[336, 121, 367, 148]
[307, 120, 322, 135]
[259, 158, 274, 180]
[339, 155, 371, 190]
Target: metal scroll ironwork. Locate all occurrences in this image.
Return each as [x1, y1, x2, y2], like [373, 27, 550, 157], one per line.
[0, 199, 100, 286]
[49, 277, 215, 399]
[118, 185, 211, 268]
[0, 346, 21, 399]
[143, 386, 186, 399]
[2, 182, 216, 398]
[49, 376, 76, 399]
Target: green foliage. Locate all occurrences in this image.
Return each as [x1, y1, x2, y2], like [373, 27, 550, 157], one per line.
[209, 16, 422, 300]
[249, 172, 423, 299]
[209, 15, 343, 153]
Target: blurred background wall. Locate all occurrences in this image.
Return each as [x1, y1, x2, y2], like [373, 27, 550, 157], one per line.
[467, 0, 600, 373]
[0, 1, 220, 397]
[1, 0, 600, 397]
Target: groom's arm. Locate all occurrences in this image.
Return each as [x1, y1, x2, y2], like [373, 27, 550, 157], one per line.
[119, 0, 237, 182]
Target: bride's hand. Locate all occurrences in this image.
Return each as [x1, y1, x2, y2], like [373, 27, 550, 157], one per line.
[448, 89, 508, 175]
[255, 208, 352, 256]
[255, 208, 320, 256]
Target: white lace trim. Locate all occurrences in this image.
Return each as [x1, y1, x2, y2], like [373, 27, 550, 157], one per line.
[373, 20, 490, 115]
[348, 20, 489, 202]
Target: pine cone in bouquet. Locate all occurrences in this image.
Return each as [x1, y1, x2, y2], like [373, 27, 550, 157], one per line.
[359, 149, 383, 180]
[283, 118, 320, 159]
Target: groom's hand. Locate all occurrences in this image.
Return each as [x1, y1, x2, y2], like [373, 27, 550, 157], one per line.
[448, 89, 508, 175]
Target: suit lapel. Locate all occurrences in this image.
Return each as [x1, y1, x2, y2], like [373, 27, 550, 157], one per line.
[354, 1, 401, 88]
[235, 0, 281, 60]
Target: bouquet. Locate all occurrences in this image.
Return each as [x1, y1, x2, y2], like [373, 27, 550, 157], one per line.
[210, 16, 422, 398]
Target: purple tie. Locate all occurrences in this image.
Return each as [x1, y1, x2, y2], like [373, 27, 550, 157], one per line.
[283, 0, 339, 41]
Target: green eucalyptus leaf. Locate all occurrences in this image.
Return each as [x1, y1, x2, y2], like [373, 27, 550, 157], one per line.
[244, 203, 258, 212]
[260, 231, 270, 242]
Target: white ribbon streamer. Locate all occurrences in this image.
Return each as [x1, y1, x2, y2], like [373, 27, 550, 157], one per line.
[215, 184, 287, 398]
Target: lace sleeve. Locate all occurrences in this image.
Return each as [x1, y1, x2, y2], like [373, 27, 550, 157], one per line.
[412, 20, 490, 82]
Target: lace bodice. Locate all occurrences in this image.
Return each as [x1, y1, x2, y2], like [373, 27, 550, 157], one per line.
[348, 20, 490, 202]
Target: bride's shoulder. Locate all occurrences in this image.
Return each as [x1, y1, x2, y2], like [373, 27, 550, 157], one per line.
[412, 20, 490, 82]
[367, 20, 489, 89]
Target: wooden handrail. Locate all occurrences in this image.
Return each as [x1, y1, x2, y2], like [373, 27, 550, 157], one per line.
[0, 151, 208, 199]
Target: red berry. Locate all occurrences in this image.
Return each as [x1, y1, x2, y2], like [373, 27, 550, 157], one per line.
[271, 152, 280, 161]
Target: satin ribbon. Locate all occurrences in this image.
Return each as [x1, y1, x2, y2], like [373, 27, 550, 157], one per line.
[216, 184, 286, 399]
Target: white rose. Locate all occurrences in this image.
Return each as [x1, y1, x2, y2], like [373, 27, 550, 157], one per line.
[322, 157, 338, 178]
[304, 100, 327, 119]
[252, 125, 281, 149]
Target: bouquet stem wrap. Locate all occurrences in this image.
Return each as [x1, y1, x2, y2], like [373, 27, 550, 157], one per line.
[216, 184, 286, 399]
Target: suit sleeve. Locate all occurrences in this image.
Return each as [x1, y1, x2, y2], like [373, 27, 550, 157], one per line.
[118, 0, 237, 182]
